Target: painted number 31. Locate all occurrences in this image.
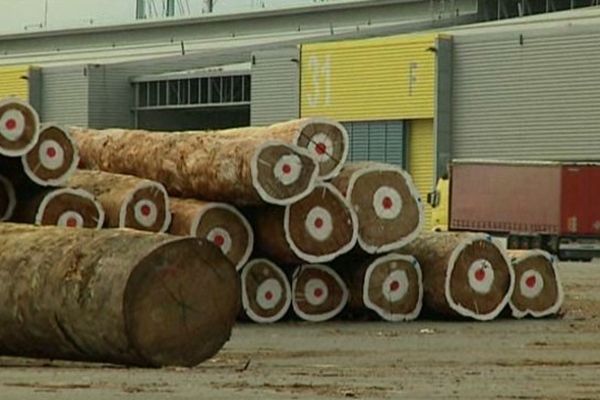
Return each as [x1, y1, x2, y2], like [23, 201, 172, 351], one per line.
[307, 55, 331, 107]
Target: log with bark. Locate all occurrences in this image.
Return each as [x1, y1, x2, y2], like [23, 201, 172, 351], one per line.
[506, 250, 563, 318]
[291, 264, 348, 322]
[0, 223, 240, 367]
[0, 98, 40, 157]
[21, 124, 79, 186]
[66, 170, 171, 232]
[253, 183, 358, 264]
[0, 174, 16, 221]
[169, 198, 253, 271]
[240, 258, 291, 323]
[331, 162, 423, 253]
[338, 253, 422, 321]
[70, 123, 322, 206]
[401, 232, 514, 321]
[11, 187, 104, 229]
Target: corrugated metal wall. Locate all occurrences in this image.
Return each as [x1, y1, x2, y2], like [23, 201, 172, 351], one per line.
[408, 119, 434, 229]
[251, 47, 299, 126]
[452, 26, 600, 161]
[300, 34, 438, 121]
[343, 120, 404, 166]
[0, 65, 30, 100]
[40, 65, 89, 126]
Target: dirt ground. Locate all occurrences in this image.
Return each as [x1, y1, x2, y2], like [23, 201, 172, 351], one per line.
[1, 261, 599, 400]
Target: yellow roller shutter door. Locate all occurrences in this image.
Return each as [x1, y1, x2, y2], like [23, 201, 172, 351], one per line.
[408, 119, 435, 230]
[0, 66, 29, 101]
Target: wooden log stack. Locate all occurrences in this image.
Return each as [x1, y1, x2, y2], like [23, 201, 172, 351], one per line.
[240, 258, 291, 323]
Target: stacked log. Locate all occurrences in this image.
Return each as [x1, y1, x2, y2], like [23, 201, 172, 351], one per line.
[169, 198, 253, 271]
[240, 258, 291, 323]
[401, 232, 515, 321]
[66, 170, 171, 232]
[253, 183, 358, 264]
[291, 264, 348, 322]
[70, 123, 323, 206]
[507, 250, 563, 318]
[0, 98, 40, 157]
[0, 174, 16, 221]
[339, 254, 423, 322]
[331, 162, 423, 253]
[0, 223, 239, 367]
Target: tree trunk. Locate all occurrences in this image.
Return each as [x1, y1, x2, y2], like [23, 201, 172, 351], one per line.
[401, 232, 514, 321]
[331, 162, 423, 253]
[11, 187, 104, 229]
[253, 183, 358, 264]
[0, 174, 16, 221]
[291, 264, 348, 322]
[337, 253, 422, 321]
[21, 124, 79, 186]
[240, 258, 291, 323]
[70, 121, 322, 206]
[0, 223, 240, 367]
[0, 98, 40, 157]
[506, 250, 563, 318]
[66, 170, 171, 232]
[169, 198, 253, 271]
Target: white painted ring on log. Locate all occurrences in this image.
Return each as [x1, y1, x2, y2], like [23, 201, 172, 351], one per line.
[206, 227, 232, 255]
[0, 175, 16, 221]
[240, 259, 292, 323]
[256, 278, 284, 310]
[445, 234, 515, 321]
[345, 163, 424, 254]
[0, 109, 25, 142]
[382, 269, 409, 302]
[273, 154, 302, 186]
[467, 259, 495, 294]
[292, 264, 349, 322]
[37, 139, 65, 171]
[296, 118, 349, 180]
[372, 185, 403, 220]
[307, 133, 334, 163]
[189, 202, 254, 271]
[133, 199, 158, 228]
[509, 250, 564, 319]
[120, 181, 172, 233]
[0, 98, 40, 157]
[304, 206, 333, 242]
[57, 211, 85, 228]
[303, 278, 329, 306]
[35, 187, 105, 229]
[363, 254, 423, 322]
[519, 269, 544, 299]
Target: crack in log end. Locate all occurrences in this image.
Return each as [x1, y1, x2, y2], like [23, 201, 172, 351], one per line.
[54, 314, 91, 358]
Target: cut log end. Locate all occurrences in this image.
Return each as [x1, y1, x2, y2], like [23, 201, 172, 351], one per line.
[292, 264, 348, 322]
[0, 98, 40, 157]
[0, 174, 16, 221]
[446, 235, 514, 321]
[124, 238, 240, 367]
[35, 188, 105, 229]
[22, 124, 79, 186]
[240, 259, 291, 323]
[121, 182, 171, 233]
[507, 250, 563, 318]
[251, 141, 318, 205]
[285, 183, 358, 263]
[296, 119, 349, 180]
[345, 163, 423, 253]
[363, 254, 423, 322]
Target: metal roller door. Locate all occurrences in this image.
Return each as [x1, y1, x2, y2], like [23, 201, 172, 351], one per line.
[343, 120, 405, 166]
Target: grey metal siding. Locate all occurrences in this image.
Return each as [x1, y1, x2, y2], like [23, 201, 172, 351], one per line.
[40, 65, 89, 126]
[251, 47, 299, 126]
[452, 26, 600, 161]
[343, 120, 404, 166]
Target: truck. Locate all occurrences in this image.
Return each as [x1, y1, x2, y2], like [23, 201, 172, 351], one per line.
[428, 160, 600, 261]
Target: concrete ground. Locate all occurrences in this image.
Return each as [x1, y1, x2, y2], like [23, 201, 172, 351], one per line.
[1, 261, 599, 400]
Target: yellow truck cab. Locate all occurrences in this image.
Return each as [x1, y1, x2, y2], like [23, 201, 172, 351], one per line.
[428, 176, 449, 232]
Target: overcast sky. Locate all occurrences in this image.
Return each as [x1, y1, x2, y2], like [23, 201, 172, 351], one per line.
[0, 0, 353, 34]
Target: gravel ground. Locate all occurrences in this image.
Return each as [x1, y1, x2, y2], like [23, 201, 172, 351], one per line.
[0, 261, 599, 400]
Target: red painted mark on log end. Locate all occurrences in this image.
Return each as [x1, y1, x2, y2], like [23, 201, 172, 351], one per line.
[314, 288, 324, 298]
[526, 275, 536, 288]
[5, 118, 16, 130]
[475, 268, 486, 282]
[314, 218, 324, 229]
[389, 280, 400, 292]
[66, 217, 78, 228]
[46, 146, 57, 158]
[265, 291, 273, 301]
[141, 204, 151, 216]
[382, 196, 393, 210]
[315, 142, 327, 155]
[282, 164, 291, 174]
[213, 234, 225, 247]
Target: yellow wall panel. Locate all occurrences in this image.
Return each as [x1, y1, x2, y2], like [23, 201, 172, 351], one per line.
[409, 118, 435, 230]
[0, 65, 30, 101]
[301, 34, 437, 121]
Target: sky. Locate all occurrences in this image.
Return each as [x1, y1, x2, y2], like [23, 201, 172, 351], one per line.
[0, 0, 355, 34]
